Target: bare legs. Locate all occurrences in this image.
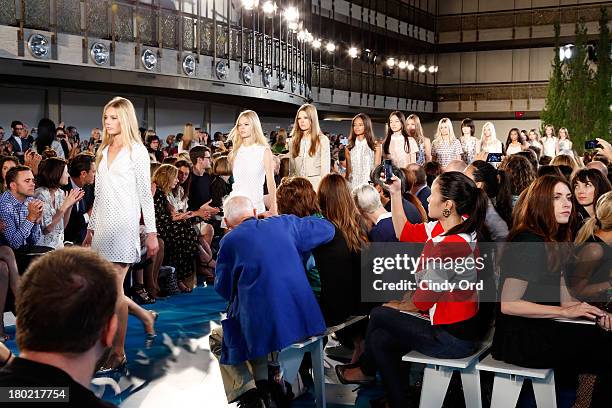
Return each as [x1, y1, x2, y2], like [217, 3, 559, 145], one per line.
[0, 246, 20, 298]
[0, 262, 9, 340]
[144, 238, 164, 298]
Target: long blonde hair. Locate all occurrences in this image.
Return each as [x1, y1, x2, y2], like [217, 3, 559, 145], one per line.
[291, 104, 323, 158]
[182, 123, 194, 151]
[229, 110, 268, 151]
[97, 97, 143, 167]
[480, 121, 498, 148]
[434, 118, 457, 144]
[575, 191, 612, 243]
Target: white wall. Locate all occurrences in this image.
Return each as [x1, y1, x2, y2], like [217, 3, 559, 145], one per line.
[0, 87, 46, 134]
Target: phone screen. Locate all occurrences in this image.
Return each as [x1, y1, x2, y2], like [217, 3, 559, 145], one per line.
[383, 159, 394, 184]
[584, 140, 599, 150]
[486, 153, 503, 163]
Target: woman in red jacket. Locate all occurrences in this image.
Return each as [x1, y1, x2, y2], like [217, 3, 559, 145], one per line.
[336, 171, 491, 408]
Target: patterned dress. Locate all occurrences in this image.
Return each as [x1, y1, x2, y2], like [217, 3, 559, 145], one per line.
[432, 138, 463, 169]
[349, 138, 375, 188]
[460, 136, 478, 164]
[34, 187, 65, 249]
[153, 189, 199, 281]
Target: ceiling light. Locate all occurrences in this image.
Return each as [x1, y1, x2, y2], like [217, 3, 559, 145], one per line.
[241, 0, 259, 10]
[182, 54, 196, 76]
[141, 49, 157, 70]
[428, 65, 435, 73]
[398, 61, 407, 69]
[90, 42, 109, 65]
[326, 42, 336, 53]
[386, 58, 395, 68]
[284, 6, 299, 22]
[418, 65, 427, 73]
[27, 34, 50, 59]
[407, 63, 415, 71]
[348, 47, 358, 59]
[312, 39, 321, 49]
[262, 1, 277, 14]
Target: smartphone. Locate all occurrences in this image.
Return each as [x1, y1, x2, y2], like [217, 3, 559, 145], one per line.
[585, 140, 600, 150]
[383, 159, 394, 184]
[486, 153, 503, 163]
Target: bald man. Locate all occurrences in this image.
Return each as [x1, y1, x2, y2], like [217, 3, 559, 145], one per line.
[587, 160, 608, 176]
[211, 195, 335, 406]
[444, 159, 468, 173]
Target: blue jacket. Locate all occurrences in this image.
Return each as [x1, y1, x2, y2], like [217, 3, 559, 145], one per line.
[215, 215, 335, 364]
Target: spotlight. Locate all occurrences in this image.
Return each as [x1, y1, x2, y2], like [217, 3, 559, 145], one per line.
[182, 54, 196, 76]
[297, 30, 308, 42]
[418, 65, 427, 73]
[348, 47, 358, 59]
[241, 0, 258, 10]
[428, 65, 435, 73]
[434, 66, 439, 73]
[27, 34, 50, 59]
[407, 63, 415, 71]
[398, 61, 407, 70]
[141, 49, 157, 70]
[288, 21, 299, 32]
[386, 58, 395, 68]
[312, 39, 321, 49]
[284, 6, 299, 23]
[262, 1, 277, 14]
[326, 42, 336, 53]
[242, 65, 253, 84]
[90, 42, 109, 65]
[559, 44, 574, 61]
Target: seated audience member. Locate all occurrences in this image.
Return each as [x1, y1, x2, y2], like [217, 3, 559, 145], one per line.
[516, 149, 539, 172]
[0, 156, 18, 192]
[492, 175, 611, 406]
[0, 247, 118, 407]
[187, 146, 213, 211]
[170, 159, 191, 212]
[0, 166, 43, 250]
[537, 164, 563, 178]
[423, 161, 441, 187]
[353, 184, 397, 242]
[551, 153, 580, 172]
[146, 135, 163, 163]
[210, 195, 334, 407]
[370, 163, 424, 224]
[64, 154, 96, 244]
[210, 155, 232, 210]
[34, 158, 84, 249]
[276, 176, 323, 299]
[443, 159, 468, 173]
[152, 164, 206, 292]
[336, 172, 491, 408]
[464, 160, 513, 240]
[572, 169, 611, 226]
[407, 163, 430, 213]
[586, 160, 608, 177]
[500, 154, 536, 207]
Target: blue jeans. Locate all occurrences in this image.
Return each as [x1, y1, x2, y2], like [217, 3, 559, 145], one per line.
[360, 306, 478, 408]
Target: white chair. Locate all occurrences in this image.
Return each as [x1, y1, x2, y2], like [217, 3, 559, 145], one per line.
[402, 343, 490, 408]
[476, 355, 556, 408]
[279, 315, 366, 408]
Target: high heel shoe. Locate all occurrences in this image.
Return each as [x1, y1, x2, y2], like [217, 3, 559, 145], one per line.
[97, 354, 127, 376]
[335, 363, 375, 386]
[144, 311, 158, 348]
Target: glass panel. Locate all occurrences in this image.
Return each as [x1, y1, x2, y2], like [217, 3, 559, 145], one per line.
[138, 5, 157, 46]
[57, 0, 81, 34]
[215, 23, 227, 57]
[161, 10, 177, 49]
[199, 19, 213, 54]
[114, 3, 133, 42]
[24, 0, 51, 30]
[183, 16, 194, 51]
[0, 0, 17, 26]
[87, 0, 109, 39]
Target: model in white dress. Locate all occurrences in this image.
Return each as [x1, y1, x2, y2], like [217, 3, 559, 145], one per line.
[89, 143, 157, 264]
[348, 138, 376, 189]
[542, 137, 557, 158]
[232, 144, 267, 214]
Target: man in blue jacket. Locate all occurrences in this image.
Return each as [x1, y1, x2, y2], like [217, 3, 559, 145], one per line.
[210, 195, 335, 407]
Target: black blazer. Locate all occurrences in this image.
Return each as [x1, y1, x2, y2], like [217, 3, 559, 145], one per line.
[7, 135, 31, 162]
[62, 181, 95, 245]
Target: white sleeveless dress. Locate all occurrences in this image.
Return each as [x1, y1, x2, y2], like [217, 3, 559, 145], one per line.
[232, 144, 267, 214]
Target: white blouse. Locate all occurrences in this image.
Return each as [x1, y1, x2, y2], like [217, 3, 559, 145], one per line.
[349, 138, 375, 189]
[542, 137, 557, 158]
[388, 133, 417, 169]
[89, 143, 156, 264]
[34, 187, 66, 249]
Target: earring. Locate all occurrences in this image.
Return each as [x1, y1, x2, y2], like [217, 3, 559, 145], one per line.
[442, 208, 451, 218]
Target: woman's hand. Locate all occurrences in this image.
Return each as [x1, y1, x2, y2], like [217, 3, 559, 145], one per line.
[560, 302, 606, 321]
[62, 188, 85, 210]
[83, 229, 93, 247]
[596, 312, 612, 332]
[595, 138, 612, 162]
[474, 150, 488, 162]
[146, 233, 159, 258]
[381, 174, 402, 196]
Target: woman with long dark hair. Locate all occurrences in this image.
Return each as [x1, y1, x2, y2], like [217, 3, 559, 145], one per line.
[505, 127, 523, 155]
[406, 113, 431, 165]
[493, 175, 611, 405]
[345, 113, 381, 189]
[459, 118, 478, 164]
[33, 118, 64, 158]
[382, 111, 417, 169]
[336, 172, 491, 408]
[572, 168, 611, 225]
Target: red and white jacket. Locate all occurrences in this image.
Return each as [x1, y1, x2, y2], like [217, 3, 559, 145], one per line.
[400, 220, 479, 325]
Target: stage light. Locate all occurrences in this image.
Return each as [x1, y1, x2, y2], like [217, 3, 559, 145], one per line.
[433, 66, 439, 73]
[262, 1, 277, 14]
[312, 39, 322, 49]
[326, 42, 336, 53]
[407, 63, 415, 71]
[182, 54, 196, 75]
[418, 65, 427, 73]
[28, 34, 50, 59]
[141, 49, 157, 70]
[348, 47, 358, 59]
[285, 6, 299, 22]
[241, 0, 258, 10]
[398, 61, 407, 69]
[242, 65, 253, 84]
[90, 42, 109, 65]
[288, 21, 299, 32]
[559, 44, 574, 61]
[428, 65, 435, 73]
[386, 58, 395, 68]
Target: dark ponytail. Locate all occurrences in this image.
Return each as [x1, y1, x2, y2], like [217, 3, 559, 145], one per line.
[437, 171, 488, 237]
[471, 160, 512, 227]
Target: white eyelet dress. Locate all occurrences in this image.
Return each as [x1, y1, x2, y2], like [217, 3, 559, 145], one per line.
[349, 138, 375, 189]
[89, 143, 157, 264]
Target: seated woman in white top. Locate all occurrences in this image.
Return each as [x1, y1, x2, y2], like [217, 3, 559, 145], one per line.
[289, 104, 330, 190]
[229, 110, 277, 216]
[382, 111, 418, 169]
[34, 157, 84, 249]
[541, 124, 558, 158]
[505, 128, 523, 156]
